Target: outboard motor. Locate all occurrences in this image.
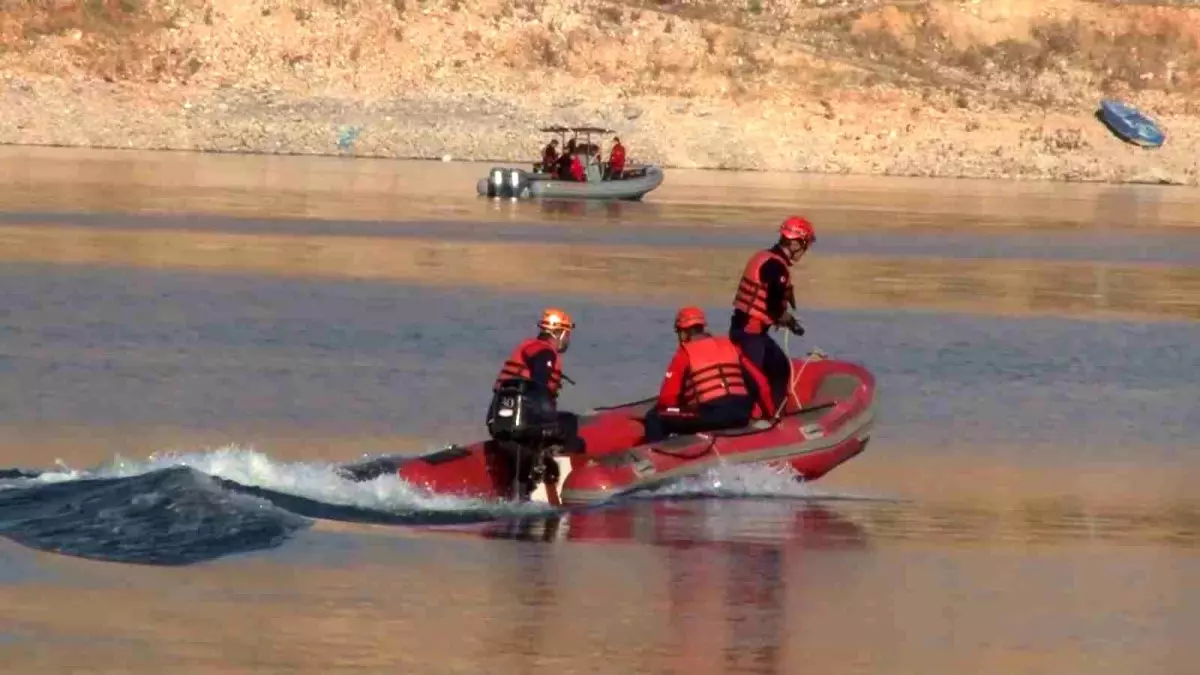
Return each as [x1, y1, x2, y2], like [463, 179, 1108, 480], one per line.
[488, 167, 508, 198]
[486, 379, 560, 500]
[506, 168, 526, 200]
[487, 382, 526, 439]
[487, 380, 557, 441]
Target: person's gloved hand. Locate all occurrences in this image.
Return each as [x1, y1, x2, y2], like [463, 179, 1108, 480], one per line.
[780, 313, 805, 336]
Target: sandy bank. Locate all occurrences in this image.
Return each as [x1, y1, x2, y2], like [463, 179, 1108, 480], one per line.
[1, 0, 1197, 185]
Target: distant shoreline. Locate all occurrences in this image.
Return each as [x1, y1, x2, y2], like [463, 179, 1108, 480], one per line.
[0, 138, 1191, 188]
[1, 78, 1195, 188]
[3, 0, 1199, 188]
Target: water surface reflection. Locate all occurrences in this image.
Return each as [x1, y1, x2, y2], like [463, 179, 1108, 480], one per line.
[2, 146, 1198, 231]
[2, 145, 1198, 675]
[2, 224, 1197, 320]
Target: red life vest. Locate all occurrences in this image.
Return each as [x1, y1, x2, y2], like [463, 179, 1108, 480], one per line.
[732, 249, 792, 333]
[680, 336, 750, 408]
[609, 144, 626, 171]
[493, 337, 563, 397]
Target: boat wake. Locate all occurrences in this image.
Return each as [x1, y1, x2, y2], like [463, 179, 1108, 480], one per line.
[0, 445, 875, 566]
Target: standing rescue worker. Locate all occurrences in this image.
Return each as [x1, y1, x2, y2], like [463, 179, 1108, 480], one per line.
[728, 216, 816, 414]
[487, 307, 584, 455]
[541, 138, 560, 174]
[644, 306, 767, 441]
[606, 136, 626, 180]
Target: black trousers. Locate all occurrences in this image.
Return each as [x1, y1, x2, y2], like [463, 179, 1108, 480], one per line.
[728, 326, 791, 414]
[642, 396, 755, 442]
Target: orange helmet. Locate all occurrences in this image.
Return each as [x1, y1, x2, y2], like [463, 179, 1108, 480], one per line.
[674, 306, 707, 331]
[538, 307, 575, 333]
[780, 215, 816, 246]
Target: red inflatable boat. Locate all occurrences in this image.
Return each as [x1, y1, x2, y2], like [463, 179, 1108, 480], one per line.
[337, 352, 876, 506]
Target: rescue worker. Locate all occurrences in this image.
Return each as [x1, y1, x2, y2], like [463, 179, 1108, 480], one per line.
[486, 307, 586, 499]
[643, 306, 767, 442]
[606, 136, 626, 180]
[541, 138, 559, 174]
[555, 138, 577, 180]
[729, 216, 816, 414]
[568, 152, 585, 182]
[487, 307, 584, 454]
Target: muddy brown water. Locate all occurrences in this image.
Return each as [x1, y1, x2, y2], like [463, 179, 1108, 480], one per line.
[0, 146, 1196, 674]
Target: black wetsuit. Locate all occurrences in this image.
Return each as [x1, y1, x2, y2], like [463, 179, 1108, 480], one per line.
[729, 244, 796, 412]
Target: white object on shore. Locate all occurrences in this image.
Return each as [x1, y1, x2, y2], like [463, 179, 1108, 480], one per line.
[442, 154, 452, 162]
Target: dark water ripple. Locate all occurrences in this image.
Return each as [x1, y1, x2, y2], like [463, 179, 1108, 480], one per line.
[0, 466, 310, 566]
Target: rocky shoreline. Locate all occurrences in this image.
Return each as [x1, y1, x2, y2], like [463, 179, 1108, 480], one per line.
[3, 73, 1194, 187]
[2, 0, 1197, 187]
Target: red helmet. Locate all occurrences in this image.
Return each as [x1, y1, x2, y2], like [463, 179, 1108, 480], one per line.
[779, 216, 816, 246]
[674, 306, 707, 331]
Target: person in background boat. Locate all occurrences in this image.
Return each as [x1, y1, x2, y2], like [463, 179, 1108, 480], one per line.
[551, 138, 586, 182]
[606, 136, 626, 180]
[728, 216, 816, 414]
[555, 138, 577, 180]
[568, 152, 585, 182]
[541, 138, 559, 174]
[643, 306, 768, 441]
[591, 143, 604, 180]
[486, 307, 586, 455]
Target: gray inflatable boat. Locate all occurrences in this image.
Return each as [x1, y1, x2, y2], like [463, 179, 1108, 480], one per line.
[477, 163, 664, 201]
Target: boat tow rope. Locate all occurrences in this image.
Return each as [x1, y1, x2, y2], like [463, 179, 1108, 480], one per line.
[708, 431, 723, 464]
[774, 330, 807, 424]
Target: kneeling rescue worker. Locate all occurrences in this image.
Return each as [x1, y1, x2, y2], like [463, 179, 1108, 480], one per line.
[486, 307, 586, 470]
[729, 215, 816, 415]
[643, 306, 770, 441]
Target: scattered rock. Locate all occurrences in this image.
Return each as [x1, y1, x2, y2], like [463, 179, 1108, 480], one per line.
[1129, 168, 1186, 185]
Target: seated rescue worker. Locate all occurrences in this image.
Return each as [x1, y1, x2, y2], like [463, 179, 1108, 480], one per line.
[642, 306, 768, 442]
[555, 138, 577, 179]
[486, 307, 585, 459]
[568, 153, 585, 182]
[728, 216, 816, 415]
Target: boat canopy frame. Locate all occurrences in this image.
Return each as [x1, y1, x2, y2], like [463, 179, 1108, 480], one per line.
[539, 125, 615, 156]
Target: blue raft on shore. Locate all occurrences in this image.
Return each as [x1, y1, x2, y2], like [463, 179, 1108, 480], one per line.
[1096, 99, 1165, 148]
